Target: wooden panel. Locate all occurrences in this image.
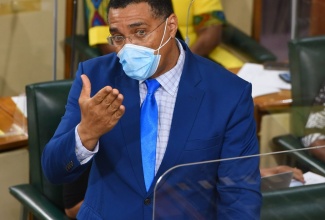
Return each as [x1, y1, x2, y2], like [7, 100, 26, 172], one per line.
[252, 0, 262, 41]
[64, 0, 74, 79]
[310, 0, 325, 35]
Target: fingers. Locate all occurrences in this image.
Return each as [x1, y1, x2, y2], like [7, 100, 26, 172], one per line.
[292, 167, 305, 183]
[79, 74, 114, 108]
[105, 92, 123, 110]
[111, 104, 126, 122]
[80, 74, 91, 101]
[93, 86, 113, 105]
[78, 74, 125, 127]
[105, 93, 125, 124]
[276, 165, 306, 183]
[80, 74, 117, 106]
[99, 88, 118, 108]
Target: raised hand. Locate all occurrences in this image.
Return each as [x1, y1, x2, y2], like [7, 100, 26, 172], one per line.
[77, 74, 125, 150]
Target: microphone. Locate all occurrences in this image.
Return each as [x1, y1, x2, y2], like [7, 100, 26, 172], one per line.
[185, 0, 195, 45]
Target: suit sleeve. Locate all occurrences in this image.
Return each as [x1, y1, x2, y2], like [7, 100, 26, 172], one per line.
[216, 83, 262, 219]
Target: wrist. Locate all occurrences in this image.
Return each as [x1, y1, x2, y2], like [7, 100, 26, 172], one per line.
[77, 124, 99, 150]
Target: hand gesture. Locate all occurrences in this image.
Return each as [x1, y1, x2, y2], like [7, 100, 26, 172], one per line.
[77, 74, 125, 150]
[260, 165, 305, 183]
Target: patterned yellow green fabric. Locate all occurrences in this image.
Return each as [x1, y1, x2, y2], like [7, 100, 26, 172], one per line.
[193, 11, 226, 31]
[173, 0, 243, 68]
[85, 0, 110, 46]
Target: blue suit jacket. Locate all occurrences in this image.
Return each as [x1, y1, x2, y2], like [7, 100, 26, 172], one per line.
[42, 41, 261, 219]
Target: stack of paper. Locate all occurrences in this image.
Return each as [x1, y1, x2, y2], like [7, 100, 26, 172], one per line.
[237, 63, 291, 98]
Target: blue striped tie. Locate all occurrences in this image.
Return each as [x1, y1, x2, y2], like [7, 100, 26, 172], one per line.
[141, 79, 160, 191]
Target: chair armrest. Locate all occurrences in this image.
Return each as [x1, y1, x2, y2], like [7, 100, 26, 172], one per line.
[222, 23, 276, 63]
[261, 183, 325, 220]
[65, 35, 101, 59]
[273, 134, 325, 176]
[9, 184, 70, 220]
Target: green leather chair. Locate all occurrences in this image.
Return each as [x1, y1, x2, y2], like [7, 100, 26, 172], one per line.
[9, 79, 73, 220]
[272, 35, 325, 176]
[221, 22, 276, 63]
[261, 183, 325, 220]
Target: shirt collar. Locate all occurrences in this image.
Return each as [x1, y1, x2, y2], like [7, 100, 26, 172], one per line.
[155, 39, 185, 96]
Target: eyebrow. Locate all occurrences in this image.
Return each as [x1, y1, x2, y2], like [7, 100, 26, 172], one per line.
[129, 21, 147, 28]
[109, 21, 148, 33]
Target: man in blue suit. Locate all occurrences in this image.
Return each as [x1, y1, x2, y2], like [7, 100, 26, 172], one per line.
[42, 0, 261, 219]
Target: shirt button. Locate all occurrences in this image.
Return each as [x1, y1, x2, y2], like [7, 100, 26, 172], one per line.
[144, 198, 151, 205]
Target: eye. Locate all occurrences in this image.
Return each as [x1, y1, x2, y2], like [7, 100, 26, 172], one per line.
[113, 35, 125, 42]
[135, 30, 146, 38]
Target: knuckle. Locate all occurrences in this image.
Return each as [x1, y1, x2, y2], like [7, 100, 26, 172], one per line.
[110, 104, 118, 110]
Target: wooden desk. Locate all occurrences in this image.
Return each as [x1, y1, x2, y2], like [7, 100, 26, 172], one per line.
[0, 97, 28, 152]
[253, 90, 292, 133]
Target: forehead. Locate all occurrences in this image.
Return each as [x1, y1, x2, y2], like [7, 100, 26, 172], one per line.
[108, 2, 156, 28]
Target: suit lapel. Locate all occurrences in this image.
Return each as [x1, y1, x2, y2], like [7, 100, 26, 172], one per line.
[116, 74, 147, 194]
[153, 50, 205, 191]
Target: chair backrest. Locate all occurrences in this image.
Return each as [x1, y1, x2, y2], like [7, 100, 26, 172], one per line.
[261, 183, 325, 220]
[288, 35, 325, 137]
[26, 79, 73, 210]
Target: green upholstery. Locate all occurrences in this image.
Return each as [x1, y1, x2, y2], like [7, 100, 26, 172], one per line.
[9, 79, 73, 220]
[222, 22, 276, 63]
[261, 183, 325, 220]
[289, 35, 325, 137]
[273, 36, 325, 174]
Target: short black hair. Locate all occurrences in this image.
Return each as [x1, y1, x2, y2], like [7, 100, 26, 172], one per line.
[108, 0, 173, 19]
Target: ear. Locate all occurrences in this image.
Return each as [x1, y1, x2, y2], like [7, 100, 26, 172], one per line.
[168, 13, 178, 38]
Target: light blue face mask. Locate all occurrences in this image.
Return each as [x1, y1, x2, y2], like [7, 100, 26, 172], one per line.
[117, 19, 171, 81]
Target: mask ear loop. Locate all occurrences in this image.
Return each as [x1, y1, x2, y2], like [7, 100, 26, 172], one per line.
[156, 18, 170, 54]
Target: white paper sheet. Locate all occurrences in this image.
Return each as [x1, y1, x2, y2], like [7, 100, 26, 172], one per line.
[289, 171, 325, 187]
[11, 95, 27, 118]
[304, 171, 325, 185]
[237, 63, 291, 98]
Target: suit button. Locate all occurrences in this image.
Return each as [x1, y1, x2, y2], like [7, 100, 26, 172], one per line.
[65, 161, 74, 171]
[144, 198, 151, 205]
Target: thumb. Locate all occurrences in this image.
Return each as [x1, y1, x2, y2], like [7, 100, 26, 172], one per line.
[79, 74, 91, 101]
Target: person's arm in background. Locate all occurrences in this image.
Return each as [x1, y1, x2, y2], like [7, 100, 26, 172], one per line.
[300, 82, 325, 163]
[190, 23, 222, 56]
[190, 0, 226, 57]
[260, 165, 305, 183]
[308, 139, 325, 162]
